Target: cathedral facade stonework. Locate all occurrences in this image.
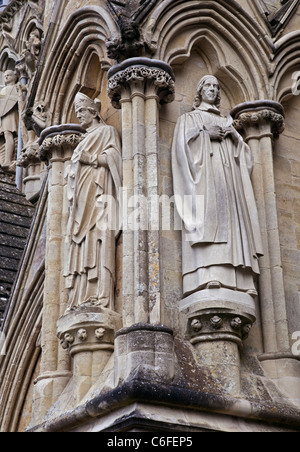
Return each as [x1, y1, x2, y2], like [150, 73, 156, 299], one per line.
[0, 0, 300, 432]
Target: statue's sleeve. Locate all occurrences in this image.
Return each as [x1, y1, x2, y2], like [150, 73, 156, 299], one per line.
[100, 126, 122, 192]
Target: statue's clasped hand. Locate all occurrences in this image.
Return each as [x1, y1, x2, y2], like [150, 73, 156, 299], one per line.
[205, 125, 240, 145]
[79, 151, 92, 165]
[205, 125, 225, 141]
[79, 151, 108, 168]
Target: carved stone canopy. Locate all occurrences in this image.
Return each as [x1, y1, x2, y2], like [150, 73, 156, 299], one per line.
[107, 57, 175, 109]
[231, 100, 285, 139]
[38, 124, 86, 164]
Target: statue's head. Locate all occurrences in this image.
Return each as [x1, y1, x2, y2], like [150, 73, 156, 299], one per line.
[74, 92, 101, 128]
[193, 75, 221, 110]
[4, 70, 18, 86]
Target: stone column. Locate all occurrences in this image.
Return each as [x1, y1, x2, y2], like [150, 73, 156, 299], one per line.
[107, 58, 176, 384]
[32, 124, 85, 423]
[231, 101, 287, 354]
[232, 101, 300, 405]
[108, 58, 175, 326]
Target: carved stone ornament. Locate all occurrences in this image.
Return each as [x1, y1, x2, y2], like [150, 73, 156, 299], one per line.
[17, 140, 40, 168]
[23, 102, 48, 137]
[106, 0, 158, 62]
[107, 57, 175, 109]
[258, 0, 299, 36]
[106, 21, 155, 63]
[186, 311, 253, 348]
[15, 28, 42, 81]
[95, 327, 106, 340]
[77, 328, 87, 341]
[38, 124, 86, 165]
[57, 306, 122, 357]
[60, 333, 74, 350]
[231, 100, 285, 139]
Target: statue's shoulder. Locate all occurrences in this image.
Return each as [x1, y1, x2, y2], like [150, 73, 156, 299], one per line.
[176, 110, 204, 128]
[87, 123, 116, 135]
[90, 123, 121, 147]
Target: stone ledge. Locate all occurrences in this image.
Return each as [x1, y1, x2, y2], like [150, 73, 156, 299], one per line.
[28, 377, 300, 432]
[115, 322, 173, 338]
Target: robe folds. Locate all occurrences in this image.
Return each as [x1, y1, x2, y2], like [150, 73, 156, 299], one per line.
[172, 107, 263, 296]
[0, 85, 19, 134]
[64, 123, 122, 309]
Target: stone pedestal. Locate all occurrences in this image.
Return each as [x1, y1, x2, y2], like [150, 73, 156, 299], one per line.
[181, 289, 255, 396]
[57, 306, 122, 404]
[114, 324, 175, 385]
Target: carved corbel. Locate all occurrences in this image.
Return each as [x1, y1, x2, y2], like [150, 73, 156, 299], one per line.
[23, 102, 48, 137]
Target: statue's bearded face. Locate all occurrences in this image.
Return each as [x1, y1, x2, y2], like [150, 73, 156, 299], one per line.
[201, 77, 220, 105]
[75, 107, 96, 128]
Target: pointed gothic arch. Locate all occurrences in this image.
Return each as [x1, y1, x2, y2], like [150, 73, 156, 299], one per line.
[272, 31, 300, 102]
[144, 0, 274, 102]
[35, 6, 119, 125]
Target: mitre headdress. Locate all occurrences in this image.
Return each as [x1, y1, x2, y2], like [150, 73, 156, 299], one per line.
[74, 92, 101, 117]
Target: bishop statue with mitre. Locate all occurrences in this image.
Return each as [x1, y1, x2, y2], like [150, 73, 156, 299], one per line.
[64, 92, 122, 310]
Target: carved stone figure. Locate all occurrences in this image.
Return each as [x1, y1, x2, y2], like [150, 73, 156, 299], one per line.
[64, 93, 122, 310]
[16, 29, 42, 81]
[0, 70, 20, 169]
[172, 76, 263, 298]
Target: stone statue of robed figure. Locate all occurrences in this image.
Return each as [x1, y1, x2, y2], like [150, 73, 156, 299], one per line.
[64, 93, 122, 310]
[172, 76, 263, 299]
[0, 70, 20, 170]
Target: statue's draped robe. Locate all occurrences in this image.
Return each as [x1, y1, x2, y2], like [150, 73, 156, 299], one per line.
[65, 123, 122, 308]
[0, 85, 19, 134]
[172, 106, 263, 297]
